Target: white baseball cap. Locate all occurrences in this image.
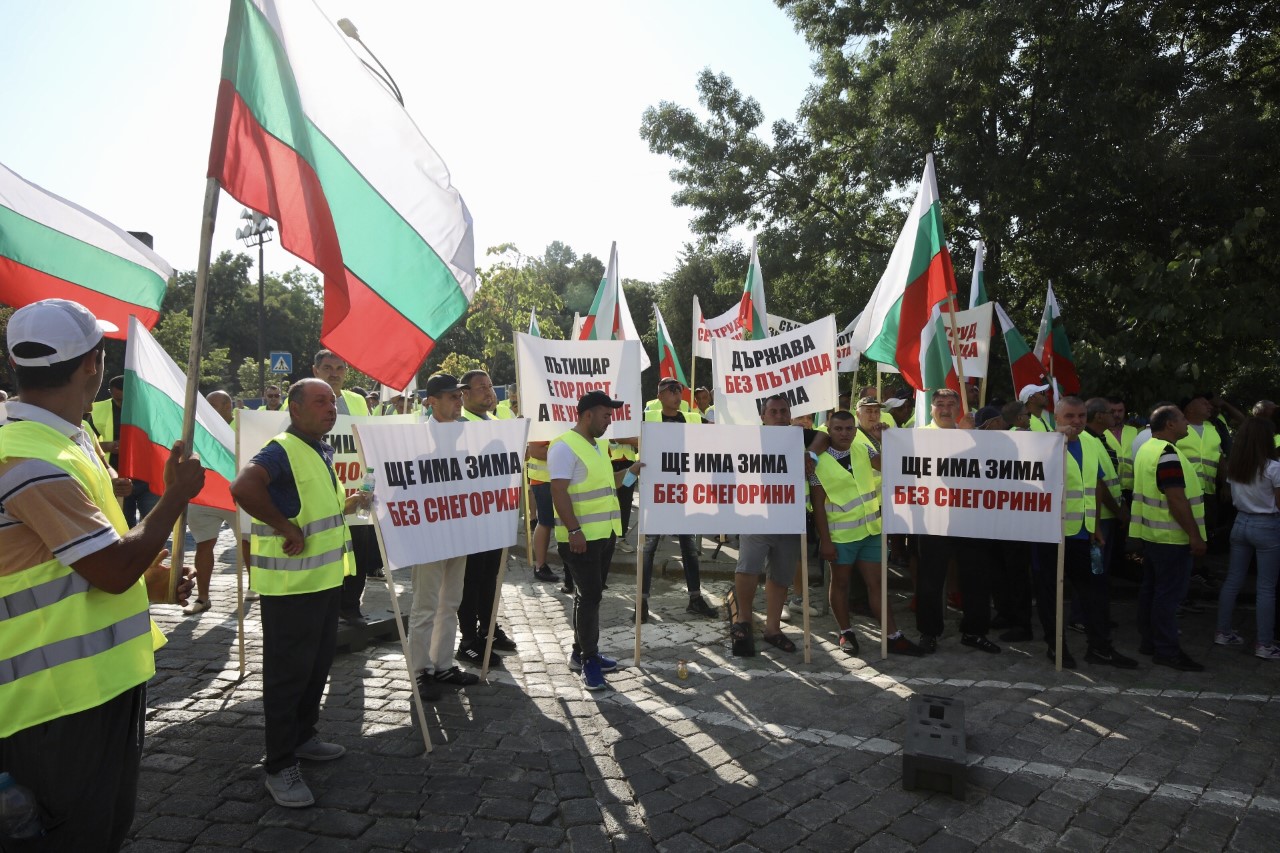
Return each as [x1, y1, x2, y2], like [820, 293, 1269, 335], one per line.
[882, 397, 909, 409]
[1018, 383, 1051, 402]
[6, 299, 117, 367]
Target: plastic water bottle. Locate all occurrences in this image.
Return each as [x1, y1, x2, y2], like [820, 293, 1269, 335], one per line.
[355, 468, 375, 520]
[0, 772, 43, 840]
[1090, 543, 1105, 575]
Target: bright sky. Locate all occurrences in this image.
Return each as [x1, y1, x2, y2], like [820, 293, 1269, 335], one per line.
[0, 0, 817, 285]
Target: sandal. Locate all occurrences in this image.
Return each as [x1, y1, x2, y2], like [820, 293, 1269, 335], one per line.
[762, 632, 796, 653]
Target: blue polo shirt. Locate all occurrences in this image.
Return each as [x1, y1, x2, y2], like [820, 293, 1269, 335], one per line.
[248, 425, 337, 519]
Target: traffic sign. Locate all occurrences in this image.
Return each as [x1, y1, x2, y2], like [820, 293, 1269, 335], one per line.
[269, 351, 293, 374]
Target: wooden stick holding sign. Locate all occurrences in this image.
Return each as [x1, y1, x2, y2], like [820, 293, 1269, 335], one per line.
[800, 532, 812, 664]
[235, 425, 246, 677]
[1055, 445, 1068, 673]
[351, 425, 433, 754]
[880, 523, 889, 661]
[480, 547, 510, 681]
[634, 532, 645, 664]
[944, 296, 970, 417]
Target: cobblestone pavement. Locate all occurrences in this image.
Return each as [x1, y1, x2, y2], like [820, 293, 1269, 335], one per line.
[122, 529, 1280, 852]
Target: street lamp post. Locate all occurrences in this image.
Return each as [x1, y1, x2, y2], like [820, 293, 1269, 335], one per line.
[236, 210, 274, 399]
[337, 18, 405, 106]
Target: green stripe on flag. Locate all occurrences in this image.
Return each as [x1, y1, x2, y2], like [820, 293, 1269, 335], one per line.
[0, 206, 167, 309]
[223, 0, 467, 339]
[905, 202, 948, 286]
[122, 371, 237, 480]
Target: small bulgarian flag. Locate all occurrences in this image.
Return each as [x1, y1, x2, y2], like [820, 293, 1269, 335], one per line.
[577, 242, 650, 369]
[653, 304, 692, 406]
[737, 238, 769, 340]
[996, 302, 1049, 395]
[208, 0, 475, 389]
[120, 317, 236, 511]
[1033, 281, 1081, 395]
[853, 154, 961, 393]
[528, 308, 540, 337]
[0, 161, 171, 334]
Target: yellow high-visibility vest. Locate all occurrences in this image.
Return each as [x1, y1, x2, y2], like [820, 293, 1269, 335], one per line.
[1129, 439, 1205, 545]
[553, 430, 622, 543]
[814, 447, 881, 544]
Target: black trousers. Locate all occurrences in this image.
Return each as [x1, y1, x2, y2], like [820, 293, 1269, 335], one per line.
[559, 534, 616, 657]
[458, 547, 504, 643]
[261, 586, 340, 773]
[915, 534, 991, 638]
[613, 459, 635, 534]
[0, 684, 145, 853]
[340, 525, 383, 612]
[1034, 539, 1109, 650]
[989, 538, 1033, 631]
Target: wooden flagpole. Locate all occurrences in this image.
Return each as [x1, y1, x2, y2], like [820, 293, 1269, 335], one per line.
[480, 547, 510, 681]
[634, 533, 645, 664]
[944, 296, 970, 417]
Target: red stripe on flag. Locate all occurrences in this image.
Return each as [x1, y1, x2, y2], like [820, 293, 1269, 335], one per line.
[208, 81, 434, 385]
[120, 425, 235, 511]
[894, 249, 956, 390]
[0, 256, 158, 338]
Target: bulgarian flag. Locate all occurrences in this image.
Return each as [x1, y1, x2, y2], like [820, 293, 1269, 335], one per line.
[0, 161, 170, 334]
[528, 308, 540, 337]
[969, 240, 988, 308]
[120, 317, 236, 511]
[653, 304, 692, 406]
[852, 154, 961, 393]
[577, 242, 650, 368]
[996, 302, 1049, 394]
[737, 238, 768, 340]
[1033, 282, 1081, 395]
[208, 0, 475, 390]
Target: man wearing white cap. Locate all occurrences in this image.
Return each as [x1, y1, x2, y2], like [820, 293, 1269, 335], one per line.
[0, 299, 204, 849]
[1019, 384, 1053, 432]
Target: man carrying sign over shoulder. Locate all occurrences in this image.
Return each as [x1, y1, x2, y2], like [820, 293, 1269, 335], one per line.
[551, 391, 638, 691]
[231, 378, 367, 808]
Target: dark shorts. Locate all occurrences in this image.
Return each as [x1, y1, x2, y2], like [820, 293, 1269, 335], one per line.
[531, 482, 554, 528]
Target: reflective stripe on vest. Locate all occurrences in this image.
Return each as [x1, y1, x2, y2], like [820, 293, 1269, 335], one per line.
[1063, 436, 1101, 536]
[814, 448, 881, 543]
[249, 432, 355, 595]
[0, 420, 155, 739]
[554, 431, 622, 542]
[1128, 440, 1206, 544]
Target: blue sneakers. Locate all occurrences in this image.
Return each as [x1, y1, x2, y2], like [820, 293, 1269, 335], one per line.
[569, 650, 618, 672]
[580, 654, 607, 691]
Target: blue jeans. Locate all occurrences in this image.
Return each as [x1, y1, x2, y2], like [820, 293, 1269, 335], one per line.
[1138, 542, 1192, 657]
[1218, 512, 1280, 646]
[642, 534, 701, 597]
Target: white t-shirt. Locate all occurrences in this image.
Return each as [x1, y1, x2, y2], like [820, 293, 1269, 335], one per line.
[1228, 459, 1280, 514]
[548, 436, 605, 486]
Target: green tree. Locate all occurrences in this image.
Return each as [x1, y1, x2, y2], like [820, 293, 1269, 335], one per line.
[438, 352, 487, 378]
[465, 244, 565, 383]
[150, 311, 232, 391]
[235, 357, 271, 398]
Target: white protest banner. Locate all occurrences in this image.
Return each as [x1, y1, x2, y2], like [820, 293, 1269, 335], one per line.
[767, 313, 805, 336]
[693, 296, 744, 359]
[711, 315, 838, 423]
[638, 422, 806, 535]
[515, 333, 642, 441]
[236, 409, 417, 533]
[837, 314, 860, 373]
[881, 427, 1064, 543]
[946, 302, 994, 379]
[352, 418, 529, 568]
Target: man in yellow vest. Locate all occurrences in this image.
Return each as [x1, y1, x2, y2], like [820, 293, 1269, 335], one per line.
[812, 410, 921, 656]
[310, 349, 382, 623]
[454, 369, 518, 668]
[1129, 404, 1207, 672]
[550, 391, 634, 690]
[1, 299, 203, 847]
[231, 378, 367, 807]
[639, 378, 716, 620]
[1019, 383, 1053, 431]
[263, 383, 284, 411]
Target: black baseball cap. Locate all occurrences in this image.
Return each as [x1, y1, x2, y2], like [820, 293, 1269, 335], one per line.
[425, 373, 460, 396]
[577, 390, 625, 413]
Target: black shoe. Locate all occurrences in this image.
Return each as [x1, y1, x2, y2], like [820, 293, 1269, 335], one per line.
[839, 629, 860, 657]
[919, 634, 938, 654]
[340, 609, 367, 626]
[887, 634, 924, 656]
[1153, 652, 1205, 672]
[533, 565, 558, 583]
[633, 600, 650, 623]
[999, 627, 1034, 643]
[731, 622, 755, 657]
[686, 595, 717, 618]
[435, 665, 481, 686]
[560, 582, 575, 595]
[455, 641, 500, 669]
[416, 671, 444, 701]
[491, 629, 518, 655]
[961, 634, 1001, 654]
[1086, 645, 1139, 669]
[1047, 645, 1077, 669]
[1067, 621, 1087, 634]
[366, 567, 385, 580]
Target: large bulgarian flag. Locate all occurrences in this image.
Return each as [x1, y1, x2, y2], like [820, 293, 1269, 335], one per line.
[577, 242, 650, 369]
[208, 0, 475, 389]
[852, 154, 961, 393]
[737, 238, 768, 340]
[653, 304, 692, 406]
[0, 161, 171, 334]
[1033, 281, 1081, 395]
[120, 317, 236, 511]
[996, 302, 1050, 395]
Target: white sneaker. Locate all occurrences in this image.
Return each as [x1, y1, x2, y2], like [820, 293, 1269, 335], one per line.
[182, 599, 211, 616]
[264, 763, 314, 808]
[294, 736, 345, 761]
[779, 604, 792, 623]
[616, 539, 635, 553]
[1255, 644, 1280, 660]
[1215, 630, 1245, 646]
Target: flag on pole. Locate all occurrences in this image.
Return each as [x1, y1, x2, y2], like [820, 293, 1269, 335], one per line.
[850, 154, 961, 392]
[528, 308, 540, 337]
[969, 240, 988, 308]
[207, 0, 475, 389]
[1032, 282, 1081, 395]
[653, 304, 693, 407]
[996, 302, 1049, 395]
[576, 242, 650, 369]
[737, 238, 769, 340]
[0, 161, 171, 335]
[120, 317, 236, 511]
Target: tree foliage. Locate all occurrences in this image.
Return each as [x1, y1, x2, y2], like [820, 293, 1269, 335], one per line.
[641, 1, 1280, 408]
